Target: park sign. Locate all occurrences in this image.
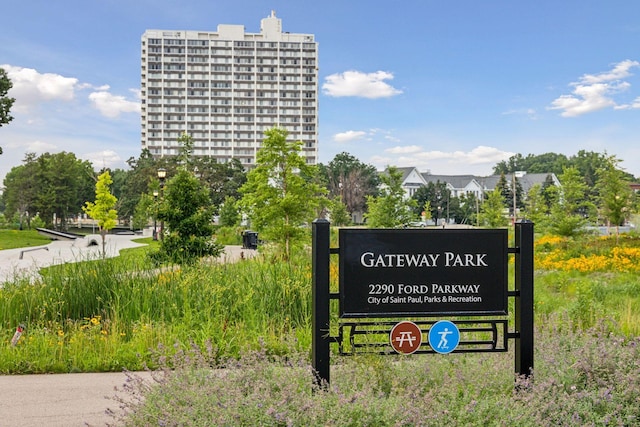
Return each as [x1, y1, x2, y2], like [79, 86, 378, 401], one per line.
[339, 228, 508, 318]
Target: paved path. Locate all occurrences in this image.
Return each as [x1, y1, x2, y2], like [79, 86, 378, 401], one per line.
[0, 371, 152, 427]
[0, 234, 146, 284]
[0, 236, 256, 425]
[0, 234, 255, 284]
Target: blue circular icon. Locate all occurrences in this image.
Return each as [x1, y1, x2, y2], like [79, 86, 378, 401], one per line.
[428, 320, 460, 354]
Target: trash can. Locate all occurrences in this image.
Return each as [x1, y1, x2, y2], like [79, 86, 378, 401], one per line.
[242, 230, 259, 249]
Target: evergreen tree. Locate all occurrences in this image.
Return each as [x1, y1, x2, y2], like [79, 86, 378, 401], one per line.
[155, 168, 223, 265]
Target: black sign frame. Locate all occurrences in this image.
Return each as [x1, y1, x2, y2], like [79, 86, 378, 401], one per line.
[312, 219, 534, 388]
[339, 228, 508, 318]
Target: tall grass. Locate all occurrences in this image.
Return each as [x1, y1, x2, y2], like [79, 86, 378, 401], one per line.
[0, 247, 313, 373]
[1, 231, 640, 375]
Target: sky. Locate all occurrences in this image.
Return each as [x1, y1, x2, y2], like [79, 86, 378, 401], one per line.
[2, 0, 640, 187]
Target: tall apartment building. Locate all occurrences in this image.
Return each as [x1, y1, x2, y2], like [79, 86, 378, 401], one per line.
[140, 11, 318, 166]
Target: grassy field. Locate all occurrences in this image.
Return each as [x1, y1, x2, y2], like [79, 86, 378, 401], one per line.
[0, 229, 52, 250]
[2, 228, 640, 425]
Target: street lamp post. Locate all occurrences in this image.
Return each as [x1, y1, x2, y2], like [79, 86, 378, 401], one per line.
[157, 168, 167, 239]
[152, 190, 159, 240]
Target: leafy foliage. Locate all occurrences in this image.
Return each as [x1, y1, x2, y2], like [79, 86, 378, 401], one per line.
[83, 171, 118, 258]
[239, 127, 326, 260]
[365, 166, 416, 227]
[327, 197, 351, 226]
[0, 67, 15, 153]
[596, 155, 633, 232]
[411, 180, 450, 224]
[2, 152, 94, 229]
[218, 196, 240, 227]
[478, 188, 509, 227]
[318, 152, 379, 218]
[548, 167, 589, 236]
[154, 169, 223, 265]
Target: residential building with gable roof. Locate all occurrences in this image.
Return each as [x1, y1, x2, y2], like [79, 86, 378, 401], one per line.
[390, 167, 561, 200]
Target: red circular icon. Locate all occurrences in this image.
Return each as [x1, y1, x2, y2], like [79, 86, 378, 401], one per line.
[389, 321, 422, 354]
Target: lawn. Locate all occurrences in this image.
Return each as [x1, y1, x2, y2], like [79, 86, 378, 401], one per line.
[0, 229, 53, 250]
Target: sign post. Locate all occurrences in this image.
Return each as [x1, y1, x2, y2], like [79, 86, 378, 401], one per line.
[312, 219, 331, 387]
[514, 220, 534, 377]
[311, 221, 534, 387]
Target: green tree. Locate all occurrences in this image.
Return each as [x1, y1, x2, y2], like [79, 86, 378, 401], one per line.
[154, 168, 222, 265]
[83, 171, 118, 259]
[596, 156, 633, 237]
[548, 166, 588, 236]
[570, 150, 609, 193]
[195, 157, 247, 207]
[319, 152, 379, 218]
[219, 196, 240, 227]
[239, 127, 326, 260]
[36, 152, 95, 229]
[118, 150, 164, 221]
[422, 200, 433, 223]
[0, 67, 15, 155]
[328, 197, 351, 226]
[3, 151, 94, 229]
[177, 131, 195, 169]
[523, 184, 547, 225]
[493, 152, 569, 175]
[456, 192, 479, 226]
[132, 192, 155, 232]
[2, 153, 39, 229]
[365, 166, 416, 228]
[412, 181, 450, 223]
[478, 188, 509, 228]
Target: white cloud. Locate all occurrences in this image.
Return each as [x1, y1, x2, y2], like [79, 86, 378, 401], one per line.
[2, 64, 140, 119]
[368, 154, 394, 166]
[82, 150, 123, 170]
[502, 108, 538, 120]
[322, 70, 403, 99]
[88, 90, 140, 118]
[5, 139, 58, 153]
[2, 64, 78, 112]
[371, 145, 514, 174]
[580, 59, 638, 84]
[385, 145, 422, 154]
[548, 60, 640, 117]
[333, 130, 368, 143]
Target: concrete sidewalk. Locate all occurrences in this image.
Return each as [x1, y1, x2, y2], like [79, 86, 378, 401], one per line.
[0, 234, 147, 284]
[0, 234, 256, 284]
[0, 371, 152, 427]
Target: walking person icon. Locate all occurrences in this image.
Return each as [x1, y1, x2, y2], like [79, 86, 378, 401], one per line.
[428, 320, 460, 354]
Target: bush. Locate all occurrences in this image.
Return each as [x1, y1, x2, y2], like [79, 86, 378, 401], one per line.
[113, 318, 640, 426]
